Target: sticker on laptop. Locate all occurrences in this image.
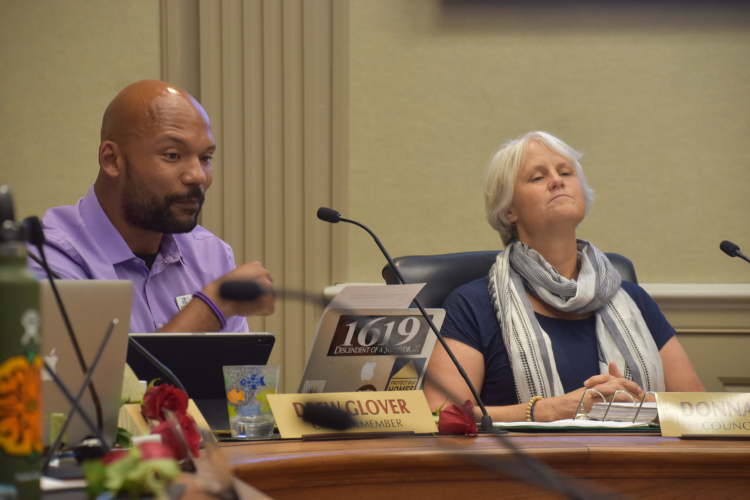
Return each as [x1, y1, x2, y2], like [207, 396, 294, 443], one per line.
[360, 356, 378, 381]
[327, 314, 432, 357]
[301, 380, 326, 393]
[385, 358, 426, 391]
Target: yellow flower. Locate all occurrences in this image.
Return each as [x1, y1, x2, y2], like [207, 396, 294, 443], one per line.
[0, 355, 43, 456]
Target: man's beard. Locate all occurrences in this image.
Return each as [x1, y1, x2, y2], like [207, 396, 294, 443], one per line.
[121, 162, 205, 234]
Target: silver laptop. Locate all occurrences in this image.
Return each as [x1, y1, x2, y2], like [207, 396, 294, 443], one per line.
[41, 280, 133, 446]
[298, 307, 445, 393]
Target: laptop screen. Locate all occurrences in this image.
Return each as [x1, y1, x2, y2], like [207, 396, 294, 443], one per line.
[298, 307, 445, 394]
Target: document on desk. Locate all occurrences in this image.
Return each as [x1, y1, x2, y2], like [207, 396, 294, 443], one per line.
[493, 419, 659, 432]
[587, 402, 658, 423]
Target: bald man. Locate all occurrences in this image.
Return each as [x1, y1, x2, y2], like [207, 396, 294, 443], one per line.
[28, 80, 274, 332]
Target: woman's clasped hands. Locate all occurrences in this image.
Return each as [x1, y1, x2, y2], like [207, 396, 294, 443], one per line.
[583, 362, 649, 405]
[534, 363, 650, 421]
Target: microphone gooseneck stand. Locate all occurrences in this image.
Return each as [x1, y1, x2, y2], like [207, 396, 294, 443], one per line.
[128, 337, 189, 395]
[316, 207, 498, 433]
[24, 216, 104, 432]
[41, 320, 119, 472]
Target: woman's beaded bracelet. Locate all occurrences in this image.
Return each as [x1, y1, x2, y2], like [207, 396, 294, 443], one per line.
[525, 395, 544, 422]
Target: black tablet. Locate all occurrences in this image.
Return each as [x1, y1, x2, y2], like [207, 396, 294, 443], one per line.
[127, 332, 275, 430]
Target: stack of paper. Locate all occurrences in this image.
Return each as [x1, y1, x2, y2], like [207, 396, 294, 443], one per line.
[493, 419, 657, 431]
[586, 402, 658, 423]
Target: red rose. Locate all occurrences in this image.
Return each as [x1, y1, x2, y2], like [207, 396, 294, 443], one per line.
[99, 442, 176, 466]
[101, 448, 128, 465]
[177, 413, 200, 457]
[152, 420, 184, 460]
[142, 384, 188, 422]
[138, 441, 177, 461]
[152, 413, 200, 459]
[438, 400, 478, 436]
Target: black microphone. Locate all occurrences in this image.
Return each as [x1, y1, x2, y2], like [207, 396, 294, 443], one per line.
[316, 207, 497, 433]
[24, 216, 61, 279]
[24, 216, 61, 278]
[22, 215, 45, 246]
[219, 280, 267, 301]
[316, 207, 342, 224]
[720, 240, 750, 264]
[301, 403, 355, 431]
[219, 279, 333, 307]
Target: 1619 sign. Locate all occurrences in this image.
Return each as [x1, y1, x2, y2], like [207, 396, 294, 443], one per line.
[327, 315, 432, 356]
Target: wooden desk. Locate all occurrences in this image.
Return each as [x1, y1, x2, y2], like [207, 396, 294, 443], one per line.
[222, 433, 750, 499]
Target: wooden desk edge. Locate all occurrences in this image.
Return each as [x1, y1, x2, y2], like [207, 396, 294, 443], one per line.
[222, 433, 750, 497]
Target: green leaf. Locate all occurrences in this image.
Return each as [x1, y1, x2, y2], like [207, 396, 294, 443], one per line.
[82, 445, 181, 499]
[114, 427, 132, 448]
[432, 398, 448, 417]
[103, 447, 142, 492]
[147, 378, 161, 389]
[139, 459, 182, 497]
[81, 459, 107, 499]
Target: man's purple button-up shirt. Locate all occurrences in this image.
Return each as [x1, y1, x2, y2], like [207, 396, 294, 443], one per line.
[28, 186, 249, 333]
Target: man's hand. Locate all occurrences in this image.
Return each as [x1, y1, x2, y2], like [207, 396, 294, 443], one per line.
[203, 261, 275, 319]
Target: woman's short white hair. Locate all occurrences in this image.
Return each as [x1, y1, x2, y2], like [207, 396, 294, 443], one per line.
[484, 131, 595, 246]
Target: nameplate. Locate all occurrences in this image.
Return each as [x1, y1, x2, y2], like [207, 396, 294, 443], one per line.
[267, 391, 438, 439]
[656, 392, 750, 437]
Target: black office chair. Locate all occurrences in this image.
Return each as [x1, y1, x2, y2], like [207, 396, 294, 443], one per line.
[382, 250, 638, 308]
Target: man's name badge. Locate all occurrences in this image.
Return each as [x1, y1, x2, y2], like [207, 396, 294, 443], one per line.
[176, 294, 194, 311]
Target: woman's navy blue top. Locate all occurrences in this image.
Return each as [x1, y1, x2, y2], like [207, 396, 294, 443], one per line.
[440, 277, 675, 406]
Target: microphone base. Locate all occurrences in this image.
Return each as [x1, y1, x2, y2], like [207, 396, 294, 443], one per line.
[477, 427, 508, 435]
[478, 415, 506, 434]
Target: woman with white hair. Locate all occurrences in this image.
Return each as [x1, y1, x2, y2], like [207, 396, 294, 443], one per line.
[424, 131, 704, 422]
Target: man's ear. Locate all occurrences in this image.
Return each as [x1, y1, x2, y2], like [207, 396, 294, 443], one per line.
[99, 141, 124, 179]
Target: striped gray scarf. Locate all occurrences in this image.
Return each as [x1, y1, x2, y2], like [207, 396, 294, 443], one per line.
[488, 239, 665, 403]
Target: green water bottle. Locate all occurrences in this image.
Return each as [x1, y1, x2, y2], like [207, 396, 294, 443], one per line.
[0, 185, 42, 500]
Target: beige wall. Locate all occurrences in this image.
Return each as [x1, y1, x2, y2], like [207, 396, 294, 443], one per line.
[0, 0, 161, 221]
[678, 334, 750, 393]
[348, 0, 750, 284]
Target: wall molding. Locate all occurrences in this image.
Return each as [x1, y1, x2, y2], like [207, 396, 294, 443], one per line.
[641, 284, 750, 335]
[324, 282, 750, 335]
[640, 283, 750, 305]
